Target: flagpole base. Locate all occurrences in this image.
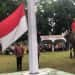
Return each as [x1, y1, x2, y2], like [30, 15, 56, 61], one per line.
[0, 68, 74, 75]
[30, 72, 39, 75]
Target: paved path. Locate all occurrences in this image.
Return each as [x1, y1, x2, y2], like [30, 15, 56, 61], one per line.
[0, 68, 75, 75]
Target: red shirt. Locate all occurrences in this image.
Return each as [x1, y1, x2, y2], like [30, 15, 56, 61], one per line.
[14, 46, 24, 57]
[71, 20, 75, 32]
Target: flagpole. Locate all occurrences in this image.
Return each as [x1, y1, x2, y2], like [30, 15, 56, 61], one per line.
[27, 0, 39, 74]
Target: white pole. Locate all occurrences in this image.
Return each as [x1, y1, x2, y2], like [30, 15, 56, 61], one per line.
[27, 0, 39, 74]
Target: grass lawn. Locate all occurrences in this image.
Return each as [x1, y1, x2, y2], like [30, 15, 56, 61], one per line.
[0, 51, 75, 74]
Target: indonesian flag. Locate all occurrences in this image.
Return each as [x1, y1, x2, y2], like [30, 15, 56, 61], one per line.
[0, 3, 27, 51]
[71, 20, 75, 32]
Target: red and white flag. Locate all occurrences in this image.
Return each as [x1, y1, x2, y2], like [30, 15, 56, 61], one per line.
[0, 3, 27, 51]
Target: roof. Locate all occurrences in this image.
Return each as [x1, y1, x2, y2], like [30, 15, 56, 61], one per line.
[40, 35, 66, 42]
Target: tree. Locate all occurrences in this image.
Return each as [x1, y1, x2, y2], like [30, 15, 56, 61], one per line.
[36, 0, 75, 35]
[0, 0, 21, 21]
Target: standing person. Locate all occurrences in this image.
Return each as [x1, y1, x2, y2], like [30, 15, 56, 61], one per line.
[0, 41, 2, 54]
[14, 43, 24, 71]
[37, 32, 41, 65]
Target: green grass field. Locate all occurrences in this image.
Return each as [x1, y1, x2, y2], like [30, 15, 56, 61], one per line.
[0, 51, 75, 74]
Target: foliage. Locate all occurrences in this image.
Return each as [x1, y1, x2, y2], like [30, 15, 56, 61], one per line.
[0, 0, 19, 21]
[37, 0, 75, 34]
[0, 0, 27, 20]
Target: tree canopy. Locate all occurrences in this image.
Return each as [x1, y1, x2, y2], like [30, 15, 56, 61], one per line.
[0, 0, 27, 21]
[37, 0, 75, 35]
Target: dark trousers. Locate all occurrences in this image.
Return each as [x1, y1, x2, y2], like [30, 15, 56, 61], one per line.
[38, 44, 40, 65]
[16, 56, 22, 71]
